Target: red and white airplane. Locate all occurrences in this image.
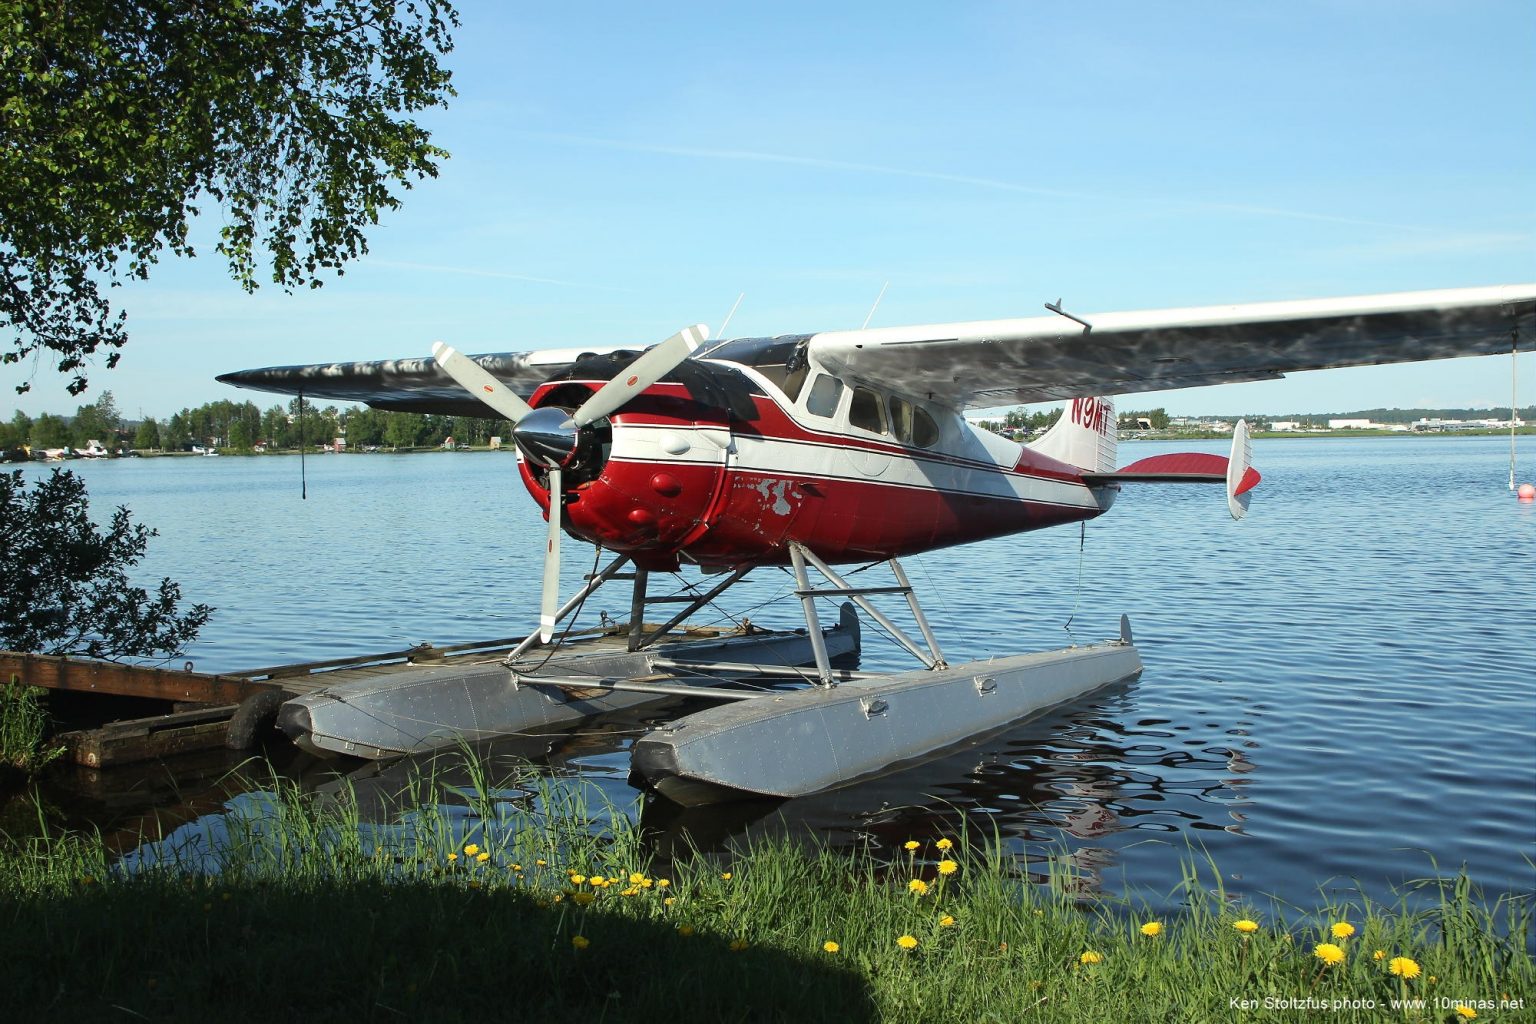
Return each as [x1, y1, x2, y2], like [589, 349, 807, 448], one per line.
[221, 284, 1533, 645]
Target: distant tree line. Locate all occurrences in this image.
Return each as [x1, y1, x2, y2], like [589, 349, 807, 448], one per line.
[0, 392, 508, 453]
[976, 408, 1063, 436]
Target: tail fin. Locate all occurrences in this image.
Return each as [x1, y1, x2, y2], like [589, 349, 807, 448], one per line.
[1027, 396, 1117, 472]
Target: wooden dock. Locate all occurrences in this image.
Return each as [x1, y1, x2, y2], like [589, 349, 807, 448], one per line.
[2, 626, 723, 768]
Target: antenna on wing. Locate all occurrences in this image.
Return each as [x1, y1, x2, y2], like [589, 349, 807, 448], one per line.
[718, 292, 745, 340]
[1045, 298, 1093, 334]
[861, 281, 889, 330]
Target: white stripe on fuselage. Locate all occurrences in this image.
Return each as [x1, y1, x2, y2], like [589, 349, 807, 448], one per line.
[610, 422, 1099, 509]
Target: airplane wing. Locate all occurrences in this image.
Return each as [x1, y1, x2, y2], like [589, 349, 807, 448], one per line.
[216, 345, 635, 416]
[809, 284, 1535, 409]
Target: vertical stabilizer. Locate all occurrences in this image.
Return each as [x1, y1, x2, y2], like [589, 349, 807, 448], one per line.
[1027, 397, 1117, 472]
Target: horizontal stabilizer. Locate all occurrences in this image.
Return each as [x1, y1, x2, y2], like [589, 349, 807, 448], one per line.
[1083, 452, 1233, 485]
[1082, 421, 1260, 521]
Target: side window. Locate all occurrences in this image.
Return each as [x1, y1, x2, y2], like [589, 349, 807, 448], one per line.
[804, 373, 844, 418]
[912, 407, 940, 448]
[849, 386, 888, 434]
[888, 396, 915, 444]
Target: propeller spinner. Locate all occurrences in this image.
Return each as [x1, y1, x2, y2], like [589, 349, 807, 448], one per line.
[432, 324, 709, 642]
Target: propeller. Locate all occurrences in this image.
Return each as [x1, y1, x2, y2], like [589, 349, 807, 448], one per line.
[570, 324, 708, 426]
[432, 324, 710, 644]
[540, 465, 562, 642]
[430, 342, 535, 424]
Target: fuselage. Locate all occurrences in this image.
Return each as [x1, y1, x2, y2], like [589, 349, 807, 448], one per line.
[517, 339, 1114, 570]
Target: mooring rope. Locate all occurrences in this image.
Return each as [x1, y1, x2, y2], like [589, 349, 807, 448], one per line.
[1063, 521, 1086, 646]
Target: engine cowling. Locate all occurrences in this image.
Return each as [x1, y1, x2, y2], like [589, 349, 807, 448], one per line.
[516, 355, 743, 566]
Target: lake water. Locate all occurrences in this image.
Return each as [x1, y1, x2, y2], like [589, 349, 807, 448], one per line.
[14, 437, 1536, 910]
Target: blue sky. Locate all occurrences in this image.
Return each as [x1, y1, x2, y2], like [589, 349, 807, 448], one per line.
[5, 0, 1533, 421]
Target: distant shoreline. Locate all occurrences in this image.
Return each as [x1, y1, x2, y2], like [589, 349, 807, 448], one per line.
[1125, 426, 1535, 441]
[15, 428, 1533, 463]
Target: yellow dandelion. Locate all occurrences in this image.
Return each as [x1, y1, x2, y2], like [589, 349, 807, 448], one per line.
[569, 873, 586, 885]
[939, 914, 956, 927]
[1079, 950, 1103, 965]
[1373, 949, 1386, 961]
[1331, 921, 1355, 939]
[823, 940, 840, 953]
[571, 935, 589, 950]
[1455, 1007, 1476, 1020]
[656, 878, 671, 888]
[572, 892, 594, 906]
[903, 840, 920, 851]
[1140, 921, 1162, 937]
[1388, 957, 1421, 979]
[463, 843, 480, 857]
[447, 853, 459, 862]
[1314, 942, 1346, 966]
[720, 872, 732, 880]
[476, 852, 491, 864]
[639, 878, 653, 888]
[663, 897, 676, 906]
[628, 872, 646, 885]
[935, 838, 953, 850]
[897, 934, 918, 950]
[510, 863, 522, 871]
[1233, 919, 1259, 934]
[535, 859, 548, 867]
[678, 925, 695, 937]
[729, 938, 748, 952]
[620, 887, 638, 897]
[908, 878, 930, 896]
[937, 859, 958, 876]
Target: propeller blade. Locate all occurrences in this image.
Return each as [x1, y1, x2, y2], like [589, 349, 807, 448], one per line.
[432, 342, 536, 425]
[538, 465, 562, 643]
[571, 323, 709, 427]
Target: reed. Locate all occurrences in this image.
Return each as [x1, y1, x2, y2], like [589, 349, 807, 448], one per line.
[1, 760, 1529, 1022]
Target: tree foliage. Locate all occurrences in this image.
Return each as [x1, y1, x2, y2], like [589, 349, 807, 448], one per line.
[0, 469, 211, 658]
[1, 0, 459, 395]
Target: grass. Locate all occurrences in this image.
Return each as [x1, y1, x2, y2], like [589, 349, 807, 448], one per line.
[0, 683, 65, 775]
[1, 760, 1531, 1022]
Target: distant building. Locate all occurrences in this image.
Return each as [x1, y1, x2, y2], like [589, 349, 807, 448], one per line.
[1328, 418, 1375, 429]
[1272, 421, 1300, 431]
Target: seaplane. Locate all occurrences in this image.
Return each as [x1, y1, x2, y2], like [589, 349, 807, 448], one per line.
[220, 283, 1534, 804]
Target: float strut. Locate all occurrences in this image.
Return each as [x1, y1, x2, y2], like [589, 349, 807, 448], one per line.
[788, 544, 836, 687]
